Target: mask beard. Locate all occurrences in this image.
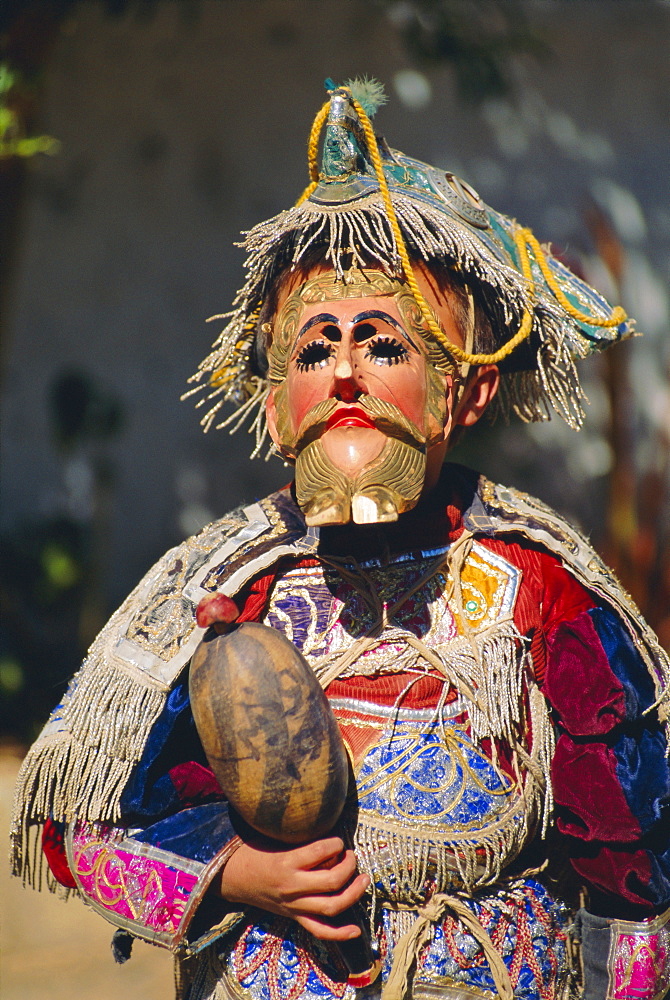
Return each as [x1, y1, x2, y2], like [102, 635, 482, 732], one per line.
[295, 435, 427, 526]
[276, 393, 431, 526]
[267, 272, 453, 525]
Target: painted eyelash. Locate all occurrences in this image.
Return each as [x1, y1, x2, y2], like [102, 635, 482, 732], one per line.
[295, 340, 334, 372]
[364, 336, 409, 365]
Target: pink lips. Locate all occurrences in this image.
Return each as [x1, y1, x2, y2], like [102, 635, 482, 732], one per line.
[325, 407, 377, 431]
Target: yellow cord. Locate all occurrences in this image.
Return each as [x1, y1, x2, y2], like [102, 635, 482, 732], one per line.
[520, 228, 626, 328]
[296, 101, 330, 205]
[294, 88, 627, 366]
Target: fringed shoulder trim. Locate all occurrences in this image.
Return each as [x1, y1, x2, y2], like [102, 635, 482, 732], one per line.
[10, 492, 317, 890]
[469, 475, 670, 723]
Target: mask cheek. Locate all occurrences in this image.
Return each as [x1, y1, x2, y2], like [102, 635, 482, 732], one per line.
[363, 358, 426, 427]
[266, 383, 296, 458]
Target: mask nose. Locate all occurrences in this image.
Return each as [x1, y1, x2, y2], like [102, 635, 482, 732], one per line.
[331, 339, 364, 402]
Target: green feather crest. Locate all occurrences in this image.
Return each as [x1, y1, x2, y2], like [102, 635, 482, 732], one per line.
[344, 77, 387, 117]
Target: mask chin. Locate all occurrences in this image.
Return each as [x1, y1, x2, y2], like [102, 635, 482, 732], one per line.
[295, 434, 427, 527]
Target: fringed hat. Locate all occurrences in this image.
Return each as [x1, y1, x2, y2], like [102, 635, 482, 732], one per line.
[185, 78, 633, 456]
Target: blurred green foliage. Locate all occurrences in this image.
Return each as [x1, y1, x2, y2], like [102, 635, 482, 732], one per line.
[0, 61, 59, 158]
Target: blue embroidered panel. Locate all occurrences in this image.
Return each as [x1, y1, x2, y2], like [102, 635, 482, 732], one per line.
[221, 878, 569, 1000]
[226, 917, 348, 1000]
[411, 878, 569, 999]
[356, 724, 512, 833]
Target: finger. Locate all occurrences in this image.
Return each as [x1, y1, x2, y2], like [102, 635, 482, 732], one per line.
[294, 913, 362, 942]
[284, 851, 360, 898]
[316, 847, 358, 878]
[285, 873, 370, 917]
[292, 837, 345, 870]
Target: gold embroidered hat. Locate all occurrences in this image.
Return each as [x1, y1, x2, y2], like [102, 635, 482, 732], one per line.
[186, 78, 633, 455]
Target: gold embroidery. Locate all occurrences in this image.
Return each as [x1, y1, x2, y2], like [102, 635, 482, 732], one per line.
[450, 546, 518, 633]
[126, 516, 244, 661]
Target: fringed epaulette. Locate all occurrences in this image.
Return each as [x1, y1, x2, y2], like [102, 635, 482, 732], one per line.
[10, 491, 318, 892]
[468, 475, 670, 725]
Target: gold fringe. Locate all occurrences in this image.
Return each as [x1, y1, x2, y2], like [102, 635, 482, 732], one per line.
[10, 662, 167, 890]
[186, 189, 599, 455]
[437, 623, 528, 745]
[433, 624, 556, 846]
[354, 796, 536, 903]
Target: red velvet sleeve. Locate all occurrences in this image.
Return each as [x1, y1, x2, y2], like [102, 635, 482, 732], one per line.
[479, 537, 670, 914]
[535, 550, 670, 913]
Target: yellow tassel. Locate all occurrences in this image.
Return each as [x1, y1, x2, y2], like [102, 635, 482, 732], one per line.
[519, 228, 626, 328]
[296, 101, 330, 205]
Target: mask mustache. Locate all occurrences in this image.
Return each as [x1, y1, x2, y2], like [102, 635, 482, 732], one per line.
[294, 395, 426, 452]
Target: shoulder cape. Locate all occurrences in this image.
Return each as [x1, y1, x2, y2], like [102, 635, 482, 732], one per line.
[11, 473, 669, 890]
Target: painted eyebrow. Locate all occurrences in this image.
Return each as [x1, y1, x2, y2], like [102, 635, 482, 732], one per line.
[296, 313, 340, 340]
[351, 310, 419, 350]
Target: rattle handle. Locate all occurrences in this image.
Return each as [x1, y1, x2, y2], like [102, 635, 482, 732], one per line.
[329, 904, 381, 987]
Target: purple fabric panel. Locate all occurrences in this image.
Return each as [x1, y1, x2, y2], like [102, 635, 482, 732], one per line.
[544, 611, 627, 736]
[552, 734, 642, 842]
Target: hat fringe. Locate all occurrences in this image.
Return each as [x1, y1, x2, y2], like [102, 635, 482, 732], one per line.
[186, 192, 597, 443]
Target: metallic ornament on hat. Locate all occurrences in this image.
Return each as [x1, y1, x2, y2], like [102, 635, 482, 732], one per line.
[184, 77, 635, 457]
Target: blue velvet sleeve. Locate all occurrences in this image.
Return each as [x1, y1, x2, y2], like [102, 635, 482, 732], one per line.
[120, 676, 224, 823]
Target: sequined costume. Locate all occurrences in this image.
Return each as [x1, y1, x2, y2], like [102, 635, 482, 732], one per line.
[11, 77, 670, 1000]
[13, 466, 670, 1000]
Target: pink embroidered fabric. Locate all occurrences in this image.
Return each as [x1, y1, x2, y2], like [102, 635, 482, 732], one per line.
[70, 822, 199, 941]
[609, 911, 670, 1000]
